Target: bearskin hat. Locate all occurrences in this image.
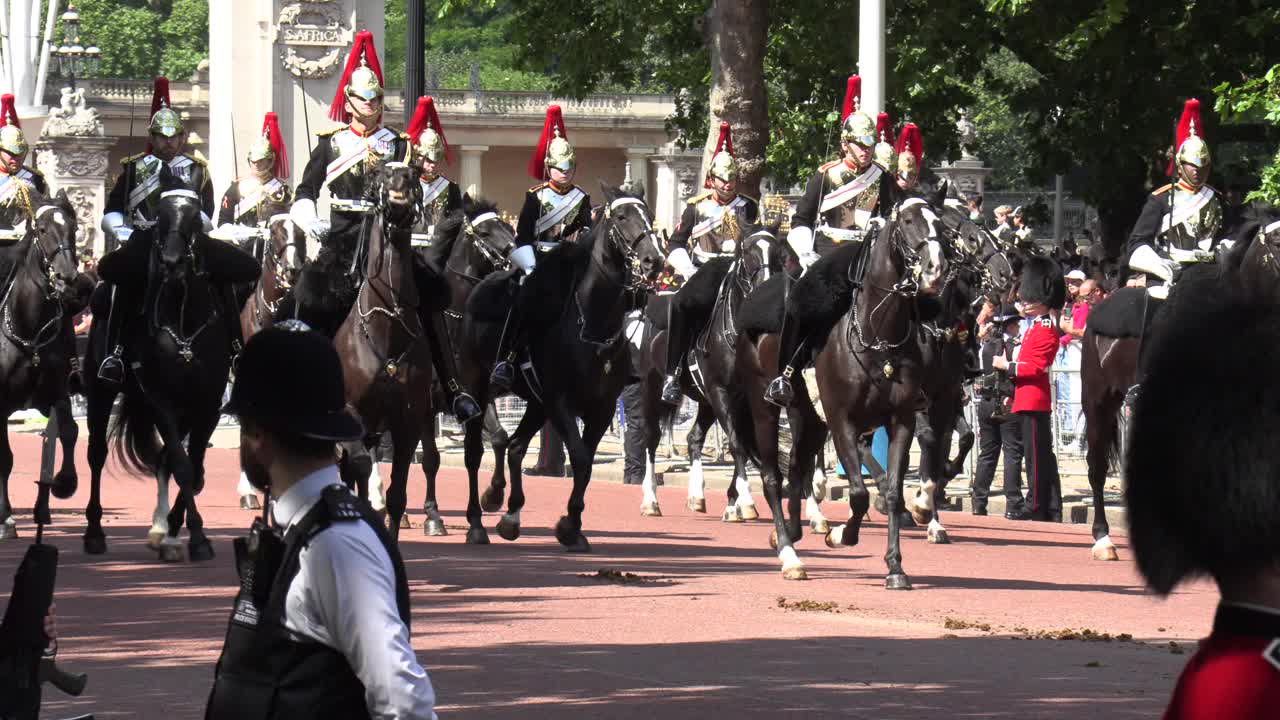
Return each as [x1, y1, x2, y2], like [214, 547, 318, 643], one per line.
[1126, 285, 1280, 594]
[1017, 255, 1065, 309]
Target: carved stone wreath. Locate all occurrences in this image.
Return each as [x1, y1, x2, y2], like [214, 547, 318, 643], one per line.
[276, 1, 351, 80]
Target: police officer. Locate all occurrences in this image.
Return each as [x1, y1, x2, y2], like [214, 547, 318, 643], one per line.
[96, 77, 256, 383]
[403, 96, 480, 424]
[215, 112, 292, 252]
[992, 257, 1064, 522]
[489, 105, 592, 392]
[288, 31, 411, 337]
[658, 122, 759, 404]
[0, 93, 48, 250]
[969, 305, 1025, 517]
[206, 321, 438, 720]
[764, 79, 897, 406]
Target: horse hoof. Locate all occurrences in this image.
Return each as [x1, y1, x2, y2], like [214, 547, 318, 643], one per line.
[399, 514, 412, 530]
[158, 544, 184, 563]
[555, 517, 591, 552]
[738, 504, 760, 521]
[782, 563, 808, 581]
[0, 522, 17, 541]
[240, 494, 261, 510]
[146, 531, 167, 550]
[640, 502, 663, 517]
[51, 470, 78, 500]
[885, 573, 912, 590]
[687, 497, 706, 513]
[769, 529, 779, 550]
[824, 525, 843, 548]
[564, 535, 591, 553]
[465, 527, 490, 545]
[188, 540, 216, 562]
[927, 525, 950, 544]
[909, 502, 934, 527]
[722, 506, 744, 523]
[1091, 537, 1120, 561]
[480, 487, 505, 513]
[810, 518, 830, 535]
[496, 516, 521, 542]
[83, 533, 107, 555]
[424, 519, 448, 537]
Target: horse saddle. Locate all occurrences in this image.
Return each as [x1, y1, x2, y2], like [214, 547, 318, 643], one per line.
[1087, 288, 1155, 339]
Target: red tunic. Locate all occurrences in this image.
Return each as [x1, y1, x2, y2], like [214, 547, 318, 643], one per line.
[1164, 604, 1280, 719]
[1009, 314, 1058, 413]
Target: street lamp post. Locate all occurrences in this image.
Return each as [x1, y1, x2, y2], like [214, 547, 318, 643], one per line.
[50, 6, 101, 92]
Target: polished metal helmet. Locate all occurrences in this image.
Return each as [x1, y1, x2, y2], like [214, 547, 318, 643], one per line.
[247, 134, 274, 165]
[707, 122, 737, 184]
[839, 74, 875, 148]
[1172, 99, 1211, 188]
[872, 112, 894, 168]
[346, 65, 384, 103]
[418, 128, 446, 163]
[149, 107, 183, 138]
[0, 125, 26, 157]
[545, 128, 575, 172]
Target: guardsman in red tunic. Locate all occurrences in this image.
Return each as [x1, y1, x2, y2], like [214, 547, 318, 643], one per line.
[1125, 289, 1280, 719]
[992, 256, 1063, 521]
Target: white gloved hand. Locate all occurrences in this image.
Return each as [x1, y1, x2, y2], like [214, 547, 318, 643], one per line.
[799, 251, 820, 269]
[305, 219, 330, 243]
[115, 226, 134, 243]
[510, 244, 537, 286]
[1128, 244, 1173, 281]
[666, 247, 697, 280]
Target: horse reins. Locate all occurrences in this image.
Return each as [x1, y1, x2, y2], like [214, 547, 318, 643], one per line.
[574, 196, 659, 348]
[0, 204, 76, 366]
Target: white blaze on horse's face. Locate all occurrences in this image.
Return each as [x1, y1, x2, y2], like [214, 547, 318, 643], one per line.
[755, 235, 772, 281]
[914, 204, 946, 294]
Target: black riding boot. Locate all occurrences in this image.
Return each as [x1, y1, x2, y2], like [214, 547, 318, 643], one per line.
[424, 309, 482, 424]
[660, 301, 689, 405]
[97, 285, 127, 383]
[764, 307, 809, 408]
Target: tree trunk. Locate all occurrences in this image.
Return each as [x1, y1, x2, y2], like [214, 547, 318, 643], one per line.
[704, 0, 770, 198]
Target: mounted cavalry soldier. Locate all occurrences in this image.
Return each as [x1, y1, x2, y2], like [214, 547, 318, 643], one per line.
[404, 95, 481, 424]
[0, 94, 48, 250]
[489, 104, 592, 392]
[1124, 98, 1224, 405]
[763, 75, 896, 407]
[658, 122, 759, 404]
[96, 77, 257, 384]
[215, 112, 292, 250]
[287, 30, 411, 336]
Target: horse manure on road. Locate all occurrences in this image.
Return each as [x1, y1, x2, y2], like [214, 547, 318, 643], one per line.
[579, 568, 671, 585]
[775, 597, 844, 613]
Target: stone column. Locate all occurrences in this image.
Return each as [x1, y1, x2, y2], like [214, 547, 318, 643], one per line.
[459, 145, 488, 198]
[35, 88, 112, 256]
[651, 144, 702, 233]
[625, 146, 655, 207]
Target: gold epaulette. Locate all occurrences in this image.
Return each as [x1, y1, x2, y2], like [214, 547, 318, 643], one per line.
[819, 160, 842, 172]
[1151, 184, 1172, 196]
[316, 126, 343, 137]
[185, 153, 207, 167]
[686, 190, 712, 205]
[528, 182, 549, 193]
[121, 152, 146, 166]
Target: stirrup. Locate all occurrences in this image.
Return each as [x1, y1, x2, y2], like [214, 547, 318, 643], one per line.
[97, 347, 125, 383]
[490, 360, 516, 392]
[660, 374, 683, 405]
[452, 392, 483, 425]
[764, 374, 795, 408]
[1123, 383, 1141, 409]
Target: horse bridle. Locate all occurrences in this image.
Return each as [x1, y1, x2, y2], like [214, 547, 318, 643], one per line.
[463, 211, 511, 271]
[600, 196, 662, 291]
[850, 201, 943, 351]
[0, 204, 77, 365]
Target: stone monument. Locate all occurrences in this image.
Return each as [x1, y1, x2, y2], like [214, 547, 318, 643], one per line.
[35, 87, 113, 256]
[208, 1, 385, 194]
[933, 109, 992, 199]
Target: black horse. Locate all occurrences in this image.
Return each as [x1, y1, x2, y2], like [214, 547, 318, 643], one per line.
[733, 198, 948, 584]
[637, 222, 783, 521]
[461, 182, 665, 549]
[0, 191, 86, 539]
[84, 171, 251, 560]
[417, 196, 516, 536]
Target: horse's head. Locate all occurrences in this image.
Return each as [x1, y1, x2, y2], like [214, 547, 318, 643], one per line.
[1233, 217, 1280, 301]
[892, 197, 948, 295]
[460, 194, 515, 271]
[267, 213, 307, 290]
[937, 196, 1015, 302]
[740, 218, 783, 287]
[374, 162, 422, 228]
[598, 180, 665, 286]
[27, 190, 80, 297]
[155, 167, 205, 282]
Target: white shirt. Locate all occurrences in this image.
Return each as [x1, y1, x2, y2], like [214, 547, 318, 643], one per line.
[272, 466, 438, 720]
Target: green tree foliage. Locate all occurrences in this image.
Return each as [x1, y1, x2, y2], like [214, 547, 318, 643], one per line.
[63, 0, 207, 80]
[1216, 64, 1280, 205]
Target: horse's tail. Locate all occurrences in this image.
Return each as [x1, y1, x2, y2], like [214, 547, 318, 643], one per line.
[108, 386, 162, 476]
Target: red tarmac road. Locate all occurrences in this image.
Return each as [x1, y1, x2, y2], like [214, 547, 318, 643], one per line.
[1, 432, 1214, 719]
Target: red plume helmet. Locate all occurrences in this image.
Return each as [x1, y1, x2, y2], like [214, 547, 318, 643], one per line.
[1168, 98, 1205, 177]
[329, 30, 385, 123]
[406, 96, 453, 165]
[528, 105, 568, 180]
[149, 76, 171, 118]
[262, 112, 289, 178]
[875, 112, 891, 145]
[894, 123, 923, 168]
[840, 75, 863, 123]
[705, 121, 736, 188]
[712, 121, 734, 156]
[0, 94, 19, 129]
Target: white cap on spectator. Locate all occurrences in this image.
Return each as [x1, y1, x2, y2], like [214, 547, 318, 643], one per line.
[1066, 269, 1087, 281]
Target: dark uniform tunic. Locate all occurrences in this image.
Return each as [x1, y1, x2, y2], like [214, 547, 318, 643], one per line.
[293, 125, 410, 264]
[412, 174, 462, 274]
[668, 191, 760, 265]
[791, 158, 894, 256]
[106, 152, 214, 237]
[1127, 182, 1224, 268]
[217, 176, 293, 229]
[515, 182, 591, 250]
